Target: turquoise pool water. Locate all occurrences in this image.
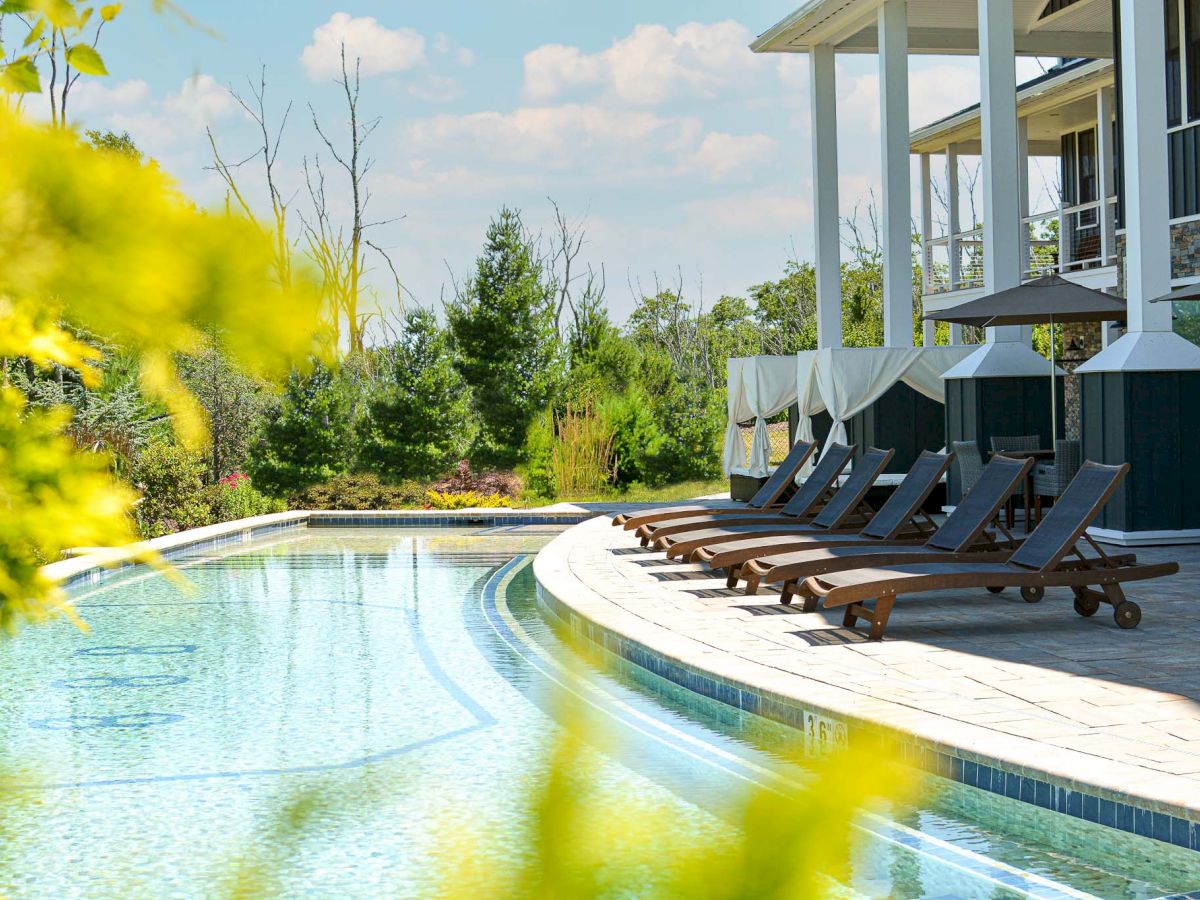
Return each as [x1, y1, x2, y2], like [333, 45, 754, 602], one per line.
[0, 526, 1196, 898]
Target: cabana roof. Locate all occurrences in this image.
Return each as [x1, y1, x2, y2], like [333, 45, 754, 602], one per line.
[752, 0, 1114, 58]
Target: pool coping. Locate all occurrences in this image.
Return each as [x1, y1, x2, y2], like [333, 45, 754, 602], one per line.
[532, 516, 1200, 855]
[43, 508, 600, 591]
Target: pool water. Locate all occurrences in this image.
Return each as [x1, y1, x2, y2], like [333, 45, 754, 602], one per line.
[0, 527, 1196, 898]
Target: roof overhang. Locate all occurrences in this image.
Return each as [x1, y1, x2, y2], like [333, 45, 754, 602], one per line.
[909, 57, 1115, 153]
[753, 0, 1114, 59]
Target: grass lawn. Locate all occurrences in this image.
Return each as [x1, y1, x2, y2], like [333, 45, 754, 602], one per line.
[522, 478, 729, 507]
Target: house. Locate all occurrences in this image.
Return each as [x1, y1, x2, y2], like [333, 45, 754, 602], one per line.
[753, 0, 1200, 544]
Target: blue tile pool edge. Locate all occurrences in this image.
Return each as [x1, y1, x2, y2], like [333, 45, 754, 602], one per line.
[532, 577, 1200, 855]
[46, 509, 598, 592]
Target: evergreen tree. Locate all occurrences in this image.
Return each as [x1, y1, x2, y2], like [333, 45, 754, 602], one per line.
[358, 309, 475, 480]
[247, 360, 354, 497]
[447, 208, 562, 463]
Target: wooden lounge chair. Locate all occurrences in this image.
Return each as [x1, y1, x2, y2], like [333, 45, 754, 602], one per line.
[612, 439, 817, 529]
[653, 447, 895, 556]
[633, 444, 856, 547]
[736, 454, 1035, 598]
[803, 462, 1175, 640]
[680, 450, 953, 582]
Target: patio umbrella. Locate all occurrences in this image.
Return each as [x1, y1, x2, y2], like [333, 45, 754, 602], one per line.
[923, 273, 1127, 441]
[1149, 283, 1200, 302]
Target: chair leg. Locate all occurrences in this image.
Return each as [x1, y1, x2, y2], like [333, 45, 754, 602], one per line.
[842, 595, 896, 640]
[1034, 494, 1042, 525]
[1005, 499, 1014, 531]
[725, 566, 740, 589]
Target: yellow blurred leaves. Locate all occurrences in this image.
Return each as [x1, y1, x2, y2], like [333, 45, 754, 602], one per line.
[0, 107, 323, 630]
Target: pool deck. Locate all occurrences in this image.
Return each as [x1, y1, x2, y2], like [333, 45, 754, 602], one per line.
[534, 510, 1200, 848]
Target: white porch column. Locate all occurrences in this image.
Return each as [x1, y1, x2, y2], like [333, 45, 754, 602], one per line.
[947, 143, 961, 290]
[979, 0, 1026, 346]
[920, 152, 936, 345]
[810, 43, 843, 349]
[1096, 86, 1116, 265]
[950, 322, 964, 345]
[1017, 116, 1030, 279]
[1120, 4, 1172, 336]
[1079, 0, 1200, 370]
[879, 0, 914, 347]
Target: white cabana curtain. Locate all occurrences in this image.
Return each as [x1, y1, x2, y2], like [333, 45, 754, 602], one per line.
[899, 345, 976, 401]
[722, 356, 798, 477]
[794, 350, 824, 475]
[814, 347, 921, 449]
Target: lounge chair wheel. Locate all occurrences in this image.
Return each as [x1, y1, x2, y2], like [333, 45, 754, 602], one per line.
[1113, 601, 1141, 630]
[1020, 586, 1044, 603]
[986, 585, 1005, 594]
[1073, 595, 1100, 617]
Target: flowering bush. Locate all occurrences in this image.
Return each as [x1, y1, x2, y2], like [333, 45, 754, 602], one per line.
[289, 474, 427, 511]
[430, 460, 521, 499]
[424, 490, 510, 510]
[208, 473, 285, 522]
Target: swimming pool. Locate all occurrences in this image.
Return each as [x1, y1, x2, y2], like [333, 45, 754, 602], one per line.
[1, 526, 1196, 897]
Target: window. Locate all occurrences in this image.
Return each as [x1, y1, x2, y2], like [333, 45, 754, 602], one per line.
[1077, 128, 1099, 227]
[1165, 0, 1200, 126]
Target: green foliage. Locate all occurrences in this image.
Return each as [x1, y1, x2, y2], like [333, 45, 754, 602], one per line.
[206, 474, 285, 522]
[85, 128, 142, 161]
[358, 308, 475, 481]
[248, 361, 356, 498]
[447, 208, 563, 463]
[289, 473, 428, 511]
[180, 339, 269, 483]
[130, 438, 212, 538]
[749, 260, 819, 354]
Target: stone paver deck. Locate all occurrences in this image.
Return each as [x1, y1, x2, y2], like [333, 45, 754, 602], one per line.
[534, 512, 1200, 829]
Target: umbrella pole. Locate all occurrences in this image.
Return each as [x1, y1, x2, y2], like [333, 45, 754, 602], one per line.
[1049, 315, 1058, 443]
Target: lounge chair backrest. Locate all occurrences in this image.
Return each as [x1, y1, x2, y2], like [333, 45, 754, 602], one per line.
[780, 443, 856, 517]
[747, 440, 816, 508]
[861, 451, 954, 540]
[811, 447, 894, 529]
[1008, 462, 1129, 571]
[924, 455, 1033, 552]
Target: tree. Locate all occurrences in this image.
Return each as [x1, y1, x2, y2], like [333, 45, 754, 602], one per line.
[179, 339, 268, 483]
[303, 46, 401, 352]
[749, 260, 819, 355]
[447, 207, 562, 462]
[248, 361, 355, 497]
[85, 129, 142, 161]
[358, 309, 475, 480]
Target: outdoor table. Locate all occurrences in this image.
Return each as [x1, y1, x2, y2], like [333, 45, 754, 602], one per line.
[989, 448, 1055, 532]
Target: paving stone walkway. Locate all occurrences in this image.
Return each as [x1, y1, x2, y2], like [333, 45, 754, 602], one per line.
[535, 510, 1200, 821]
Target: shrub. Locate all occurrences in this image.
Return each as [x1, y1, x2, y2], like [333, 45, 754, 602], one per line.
[289, 473, 428, 511]
[548, 401, 617, 497]
[424, 490, 510, 510]
[358, 309, 476, 480]
[248, 360, 356, 497]
[130, 438, 212, 538]
[431, 459, 522, 498]
[206, 473, 286, 522]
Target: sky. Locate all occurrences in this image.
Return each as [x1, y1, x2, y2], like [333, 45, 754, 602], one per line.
[47, 1, 1054, 324]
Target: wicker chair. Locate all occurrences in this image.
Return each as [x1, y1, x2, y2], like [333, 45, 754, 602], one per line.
[990, 435, 1040, 528]
[951, 440, 986, 497]
[1032, 439, 1082, 522]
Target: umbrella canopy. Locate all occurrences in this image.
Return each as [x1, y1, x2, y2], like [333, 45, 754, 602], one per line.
[923, 274, 1127, 327]
[1150, 283, 1200, 303]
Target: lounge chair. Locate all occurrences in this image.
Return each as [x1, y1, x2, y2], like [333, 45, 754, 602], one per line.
[802, 462, 1174, 640]
[633, 443, 856, 547]
[652, 447, 895, 557]
[612, 438, 817, 529]
[679, 450, 952, 584]
[737, 454, 1034, 598]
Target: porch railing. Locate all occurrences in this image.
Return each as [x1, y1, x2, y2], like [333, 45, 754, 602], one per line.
[922, 196, 1118, 296]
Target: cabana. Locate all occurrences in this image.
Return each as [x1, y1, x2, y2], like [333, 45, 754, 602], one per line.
[724, 346, 975, 484]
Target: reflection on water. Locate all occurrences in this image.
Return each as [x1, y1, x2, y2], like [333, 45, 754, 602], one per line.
[0, 527, 1190, 898]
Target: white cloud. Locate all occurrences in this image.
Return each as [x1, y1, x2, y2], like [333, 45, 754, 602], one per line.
[523, 20, 779, 106]
[685, 132, 778, 181]
[163, 74, 237, 130]
[68, 78, 152, 115]
[300, 12, 426, 80]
